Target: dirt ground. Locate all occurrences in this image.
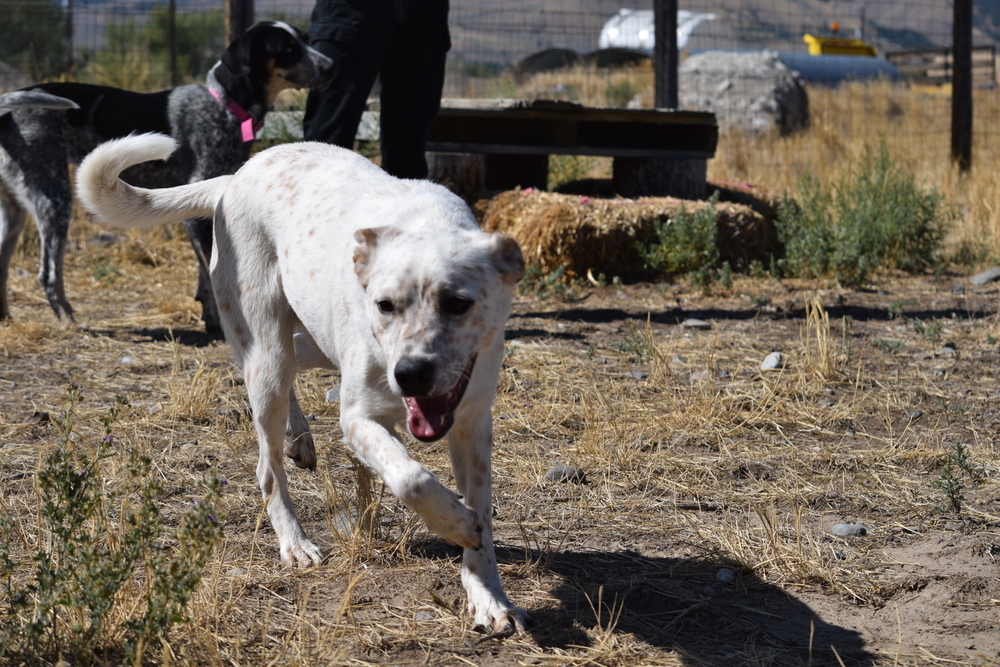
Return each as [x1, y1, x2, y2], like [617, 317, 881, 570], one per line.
[1, 223, 999, 666]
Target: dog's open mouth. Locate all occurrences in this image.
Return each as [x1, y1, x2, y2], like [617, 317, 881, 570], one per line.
[404, 357, 476, 442]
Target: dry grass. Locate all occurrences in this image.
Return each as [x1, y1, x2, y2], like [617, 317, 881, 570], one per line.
[1, 81, 999, 666]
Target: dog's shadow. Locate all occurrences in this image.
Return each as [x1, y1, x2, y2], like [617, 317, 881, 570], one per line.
[412, 540, 876, 666]
[85, 326, 223, 348]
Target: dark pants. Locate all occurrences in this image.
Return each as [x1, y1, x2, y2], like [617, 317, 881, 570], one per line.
[303, 0, 450, 179]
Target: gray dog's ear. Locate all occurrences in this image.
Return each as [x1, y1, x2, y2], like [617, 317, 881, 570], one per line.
[353, 226, 397, 287]
[490, 233, 525, 284]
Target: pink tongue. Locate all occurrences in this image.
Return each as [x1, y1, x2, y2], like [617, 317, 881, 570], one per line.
[405, 396, 450, 440]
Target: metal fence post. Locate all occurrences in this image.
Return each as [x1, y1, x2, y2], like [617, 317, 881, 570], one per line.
[225, 0, 254, 45]
[951, 0, 973, 171]
[654, 0, 679, 109]
[169, 0, 177, 87]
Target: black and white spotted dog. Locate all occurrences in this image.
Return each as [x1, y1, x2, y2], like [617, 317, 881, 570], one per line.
[0, 21, 334, 332]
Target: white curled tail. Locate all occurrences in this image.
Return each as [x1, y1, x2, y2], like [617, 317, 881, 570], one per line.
[76, 133, 232, 229]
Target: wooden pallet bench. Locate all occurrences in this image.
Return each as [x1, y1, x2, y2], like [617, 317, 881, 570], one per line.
[426, 100, 718, 199]
[261, 100, 719, 198]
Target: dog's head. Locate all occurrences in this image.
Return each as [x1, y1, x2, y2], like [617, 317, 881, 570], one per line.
[221, 21, 336, 98]
[352, 207, 525, 443]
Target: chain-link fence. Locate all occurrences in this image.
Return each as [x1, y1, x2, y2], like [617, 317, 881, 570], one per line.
[2, 1, 991, 88]
[1, 1, 997, 152]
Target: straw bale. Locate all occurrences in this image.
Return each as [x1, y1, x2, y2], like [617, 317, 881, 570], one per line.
[478, 189, 781, 278]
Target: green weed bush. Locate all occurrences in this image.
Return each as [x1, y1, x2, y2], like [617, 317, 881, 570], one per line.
[0, 385, 223, 666]
[638, 191, 721, 277]
[776, 145, 946, 287]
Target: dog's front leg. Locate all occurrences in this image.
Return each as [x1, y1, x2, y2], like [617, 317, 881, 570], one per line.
[341, 405, 483, 551]
[448, 413, 530, 635]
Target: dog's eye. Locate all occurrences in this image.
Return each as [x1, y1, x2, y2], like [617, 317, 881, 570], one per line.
[377, 300, 395, 314]
[443, 296, 473, 315]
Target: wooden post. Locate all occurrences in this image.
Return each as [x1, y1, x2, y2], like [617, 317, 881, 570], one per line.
[225, 0, 254, 45]
[951, 0, 973, 171]
[653, 0, 678, 109]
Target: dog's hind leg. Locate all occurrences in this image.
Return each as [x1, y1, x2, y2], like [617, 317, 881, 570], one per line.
[0, 188, 27, 320]
[448, 410, 531, 635]
[283, 330, 338, 470]
[182, 216, 221, 335]
[285, 388, 317, 471]
[31, 170, 75, 322]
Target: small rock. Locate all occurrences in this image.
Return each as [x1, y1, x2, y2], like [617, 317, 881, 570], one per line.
[933, 368, 946, 377]
[326, 385, 341, 402]
[13, 267, 31, 279]
[906, 409, 923, 420]
[824, 388, 836, 395]
[716, 567, 735, 583]
[816, 396, 835, 408]
[970, 268, 1000, 286]
[226, 567, 247, 577]
[673, 354, 688, 364]
[216, 406, 250, 421]
[717, 369, 731, 379]
[544, 465, 587, 484]
[630, 370, 648, 380]
[760, 351, 783, 371]
[952, 284, 966, 294]
[415, 611, 434, 622]
[937, 346, 957, 358]
[681, 318, 712, 330]
[831, 523, 868, 537]
[118, 356, 137, 365]
[91, 232, 124, 247]
[18, 410, 50, 424]
[940, 381, 955, 387]
[834, 550, 847, 560]
[877, 290, 888, 296]
[689, 370, 711, 383]
[702, 585, 718, 596]
[331, 509, 360, 536]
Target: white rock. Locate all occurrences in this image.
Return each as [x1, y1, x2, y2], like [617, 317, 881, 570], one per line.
[760, 351, 783, 371]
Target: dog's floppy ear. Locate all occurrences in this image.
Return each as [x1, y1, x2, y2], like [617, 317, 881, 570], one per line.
[353, 226, 398, 288]
[490, 233, 525, 284]
[220, 24, 258, 77]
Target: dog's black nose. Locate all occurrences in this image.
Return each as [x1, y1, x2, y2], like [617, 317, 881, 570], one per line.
[394, 358, 436, 396]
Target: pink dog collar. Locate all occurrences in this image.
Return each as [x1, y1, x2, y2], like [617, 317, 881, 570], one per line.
[209, 87, 262, 142]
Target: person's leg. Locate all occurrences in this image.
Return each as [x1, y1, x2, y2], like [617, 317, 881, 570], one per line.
[303, 1, 393, 147]
[377, 0, 450, 179]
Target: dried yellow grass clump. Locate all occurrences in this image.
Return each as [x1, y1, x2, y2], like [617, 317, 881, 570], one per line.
[477, 188, 780, 278]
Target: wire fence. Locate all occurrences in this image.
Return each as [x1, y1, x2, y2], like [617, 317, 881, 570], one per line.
[1, 1, 997, 147]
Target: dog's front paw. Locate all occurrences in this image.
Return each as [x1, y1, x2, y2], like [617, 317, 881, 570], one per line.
[470, 598, 532, 636]
[280, 537, 323, 569]
[424, 494, 483, 551]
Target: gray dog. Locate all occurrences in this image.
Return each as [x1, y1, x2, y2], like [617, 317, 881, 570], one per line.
[0, 21, 334, 332]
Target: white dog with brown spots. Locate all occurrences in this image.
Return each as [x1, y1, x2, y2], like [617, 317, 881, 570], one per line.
[76, 133, 530, 634]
